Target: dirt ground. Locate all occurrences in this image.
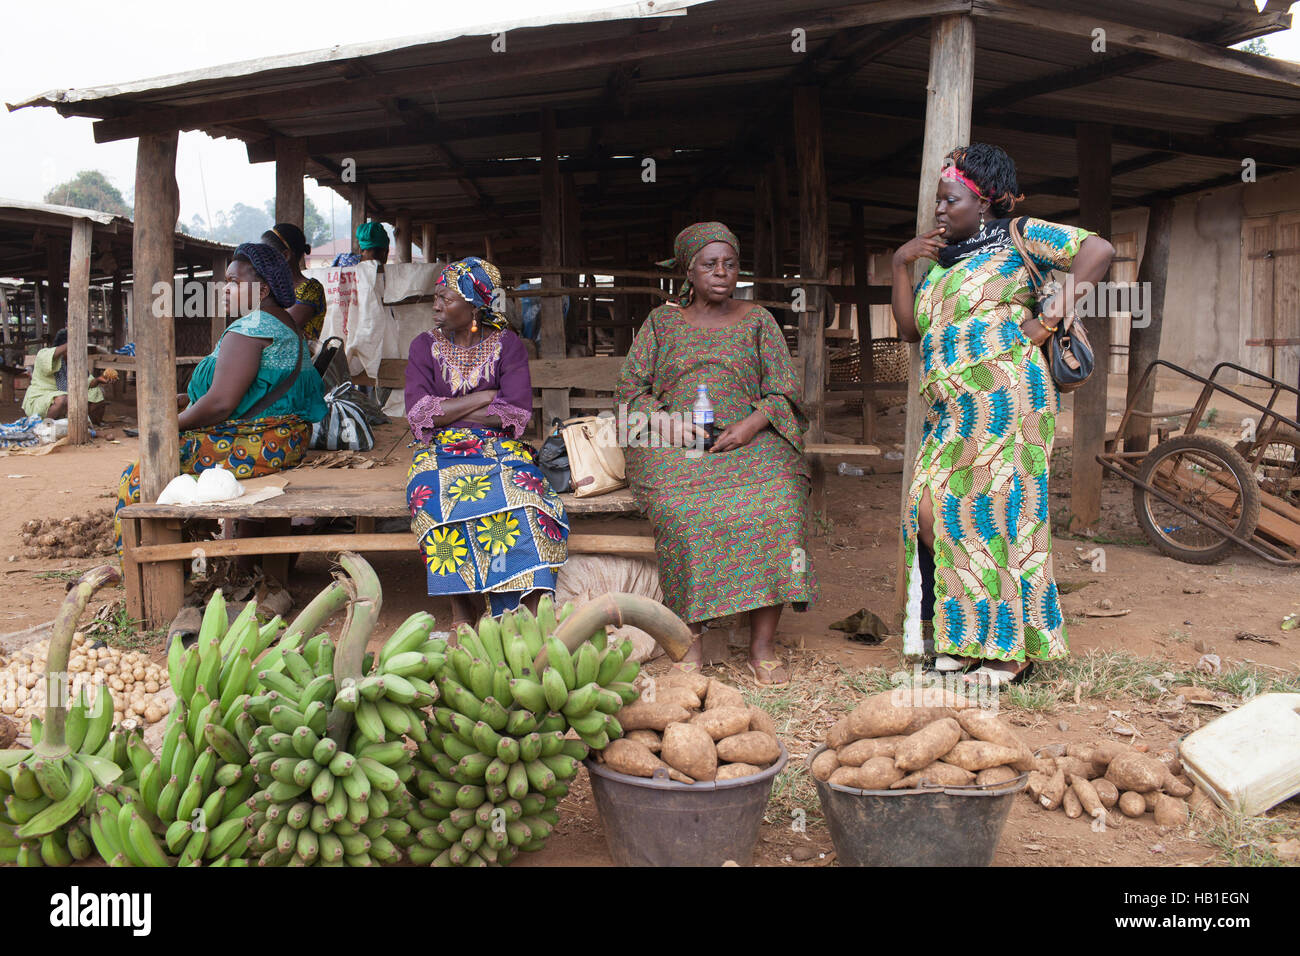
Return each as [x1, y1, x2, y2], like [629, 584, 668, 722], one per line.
[2, 374, 1297, 867]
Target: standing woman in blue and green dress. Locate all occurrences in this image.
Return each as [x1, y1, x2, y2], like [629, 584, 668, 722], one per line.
[891, 144, 1114, 687]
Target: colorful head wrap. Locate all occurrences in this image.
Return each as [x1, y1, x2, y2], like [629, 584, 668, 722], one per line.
[658, 221, 741, 305]
[356, 221, 389, 250]
[232, 242, 296, 309]
[437, 257, 508, 331]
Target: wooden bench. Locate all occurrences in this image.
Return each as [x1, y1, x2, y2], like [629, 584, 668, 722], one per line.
[93, 353, 204, 398]
[117, 476, 652, 623]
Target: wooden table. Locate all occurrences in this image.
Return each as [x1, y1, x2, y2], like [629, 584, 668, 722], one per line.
[116, 479, 651, 624]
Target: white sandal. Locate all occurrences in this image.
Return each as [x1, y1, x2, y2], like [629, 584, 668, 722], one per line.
[932, 655, 968, 672]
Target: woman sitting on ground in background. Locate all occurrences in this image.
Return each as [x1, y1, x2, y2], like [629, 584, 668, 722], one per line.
[22, 328, 112, 425]
[405, 257, 568, 625]
[114, 242, 327, 549]
[617, 222, 815, 687]
[891, 143, 1114, 687]
[262, 222, 326, 343]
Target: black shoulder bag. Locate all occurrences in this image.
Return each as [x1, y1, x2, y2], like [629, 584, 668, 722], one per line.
[1010, 217, 1095, 393]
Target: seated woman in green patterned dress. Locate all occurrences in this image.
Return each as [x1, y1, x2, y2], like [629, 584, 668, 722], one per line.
[114, 242, 327, 551]
[891, 143, 1114, 687]
[617, 222, 815, 686]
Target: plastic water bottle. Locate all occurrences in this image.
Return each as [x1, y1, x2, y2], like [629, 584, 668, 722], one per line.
[692, 384, 714, 449]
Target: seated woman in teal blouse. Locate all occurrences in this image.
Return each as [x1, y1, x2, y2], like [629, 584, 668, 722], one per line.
[115, 242, 326, 551]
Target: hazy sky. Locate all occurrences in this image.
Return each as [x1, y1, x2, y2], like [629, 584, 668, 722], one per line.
[1, 0, 1297, 241]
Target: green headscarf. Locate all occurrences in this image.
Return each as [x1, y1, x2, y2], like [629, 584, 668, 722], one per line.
[658, 221, 741, 305]
[356, 221, 389, 250]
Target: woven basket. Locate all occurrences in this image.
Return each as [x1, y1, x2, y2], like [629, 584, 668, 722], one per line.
[831, 337, 908, 411]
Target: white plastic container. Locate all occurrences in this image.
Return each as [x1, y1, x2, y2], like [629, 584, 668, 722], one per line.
[1178, 693, 1300, 816]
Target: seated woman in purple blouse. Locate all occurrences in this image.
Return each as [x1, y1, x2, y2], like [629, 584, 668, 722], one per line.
[405, 257, 569, 625]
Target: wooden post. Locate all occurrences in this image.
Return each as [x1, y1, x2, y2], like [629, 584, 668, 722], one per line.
[395, 212, 412, 263]
[421, 223, 433, 263]
[794, 86, 828, 518]
[539, 108, 568, 423]
[210, 252, 229, 350]
[1124, 200, 1173, 453]
[33, 279, 43, 341]
[46, 241, 67, 338]
[274, 138, 306, 227]
[753, 169, 773, 305]
[1069, 123, 1113, 531]
[66, 219, 94, 445]
[562, 172, 583, 344]
[133, 131, 184, 627]
[896, 14, 975, 620]
[109, 271, 125, 351]
[350, 186, 367, 255]
[0, 284, 10, 348]
[851, 202, 877, 445]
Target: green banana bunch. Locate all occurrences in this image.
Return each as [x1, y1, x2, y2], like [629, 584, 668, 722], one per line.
[1, 566, 135, 867]
[402, 596, 634, 867]
[247, 557, 424, 867]
[91, 589, 291, 866]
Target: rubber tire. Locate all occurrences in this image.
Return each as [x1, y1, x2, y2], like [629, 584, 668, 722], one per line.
[1132, 433, 1261, 565]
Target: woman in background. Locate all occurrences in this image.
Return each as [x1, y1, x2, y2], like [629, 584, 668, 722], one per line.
[262, 222, 326, 342]
[405, 257, 568, 624]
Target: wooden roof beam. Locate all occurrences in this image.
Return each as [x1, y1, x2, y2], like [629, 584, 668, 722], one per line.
[970, 0, 1300, 87]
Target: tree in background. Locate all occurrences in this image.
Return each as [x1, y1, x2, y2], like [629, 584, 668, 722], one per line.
[1236, 38, 1269, 55]
[187, 196, 331, 247]
[43, 170, 131, 216]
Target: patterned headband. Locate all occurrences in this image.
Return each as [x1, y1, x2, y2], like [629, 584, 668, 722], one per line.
[941, 164, 989, 202]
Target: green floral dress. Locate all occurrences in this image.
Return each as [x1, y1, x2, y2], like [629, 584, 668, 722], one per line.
[903, 218, 1092, 663]
[618, 303, 815, 624]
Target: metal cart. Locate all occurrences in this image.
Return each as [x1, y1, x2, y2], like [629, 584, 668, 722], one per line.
[1097, 360, 1300, 567]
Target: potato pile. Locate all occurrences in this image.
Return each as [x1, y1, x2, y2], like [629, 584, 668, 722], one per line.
[812, 690, 1035, 790]
[598, 672, 781, 783]
[19, 511, 116, 559]
[0, 630, 170, 731]
[1026, 740, 1198, 828]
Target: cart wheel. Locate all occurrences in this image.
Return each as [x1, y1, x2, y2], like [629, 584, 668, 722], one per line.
[1235, 425, 1300, 507]
[1133, 434, 1261, 565]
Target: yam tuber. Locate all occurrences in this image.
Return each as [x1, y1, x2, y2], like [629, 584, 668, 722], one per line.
[626, 729, 662, 753]
[661, 722, 718, 781]
[603, 738, 693, 783]
[943, 740, 1025, 773]
[894, 717, 963, 772]
[715, 763, 761, 781]
[690, 706, 752, 741]
[890, 761, 974, 789]
[1090, 778, 1119, 809]
[1105, 752, 1167, 794]
[1153, 793, 1187, 827]
[975, 765, 1019, 787]
[1063, 788, 1083, 819]
[837, 735, 904, 767]
[1118, 791, 1146, 818]
[956, 710, 1037, 773]
[617, 700, 692, 732]
[811, 749, 840, 782]
[831, 755, 904, 790]
[704, 678, 746, 712]
[748, 705, 777, 736]
[716, 731, 781, 767]
[1039, 769, 1068, 811]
